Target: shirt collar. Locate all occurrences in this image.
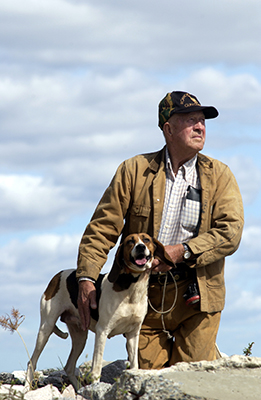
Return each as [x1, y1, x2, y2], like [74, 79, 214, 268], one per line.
[165, 147, 198, 181]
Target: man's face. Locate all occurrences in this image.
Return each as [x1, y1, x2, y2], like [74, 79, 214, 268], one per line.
[166, 111, 206, 155]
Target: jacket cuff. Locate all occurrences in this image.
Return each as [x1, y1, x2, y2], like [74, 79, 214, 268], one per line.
[76, 255, 101, 281]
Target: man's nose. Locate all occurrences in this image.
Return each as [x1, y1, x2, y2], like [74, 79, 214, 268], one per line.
[194, 120, 204, 131]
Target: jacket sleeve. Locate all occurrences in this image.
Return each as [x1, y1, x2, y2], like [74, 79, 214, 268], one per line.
[187, 163, 244, 267]
[76, 161, 132, 281]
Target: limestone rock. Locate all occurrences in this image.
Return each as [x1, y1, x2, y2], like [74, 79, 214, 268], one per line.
[61, 384, 76, 398]
[79, 382, 112, 400]
[1, 356, 261, 400]
[24, 384, 61, 400]
[0, 383, 26, 398]
[12, 370, 27, 384]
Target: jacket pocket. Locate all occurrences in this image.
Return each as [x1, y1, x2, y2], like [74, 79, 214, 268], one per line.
[205, 260, 224, 287]
[130, 203, 151, 217]
[128, 203, 151, 233]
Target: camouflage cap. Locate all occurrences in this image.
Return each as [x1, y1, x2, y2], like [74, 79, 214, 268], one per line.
[158, 91, 219, 130]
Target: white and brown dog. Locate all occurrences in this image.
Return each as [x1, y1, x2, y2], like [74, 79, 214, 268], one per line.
[26, 233, 173, 389]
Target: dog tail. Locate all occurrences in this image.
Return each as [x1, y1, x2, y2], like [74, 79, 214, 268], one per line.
[53, 325, 68, 339]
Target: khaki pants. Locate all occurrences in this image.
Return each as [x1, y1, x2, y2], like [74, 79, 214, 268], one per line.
[138, 278, 221, 369]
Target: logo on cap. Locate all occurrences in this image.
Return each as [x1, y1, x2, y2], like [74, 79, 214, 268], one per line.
[180, 93, 201, 108]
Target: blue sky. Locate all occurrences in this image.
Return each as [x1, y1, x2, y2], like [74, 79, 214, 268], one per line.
[1, 0, 261, 373]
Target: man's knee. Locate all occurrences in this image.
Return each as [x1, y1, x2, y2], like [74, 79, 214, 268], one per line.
[138, 329, 172, 369]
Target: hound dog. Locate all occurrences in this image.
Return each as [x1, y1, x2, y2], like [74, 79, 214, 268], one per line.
[26, 233, 173, 389]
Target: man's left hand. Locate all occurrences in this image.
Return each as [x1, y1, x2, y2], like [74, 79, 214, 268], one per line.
[152, 243, 184, 272]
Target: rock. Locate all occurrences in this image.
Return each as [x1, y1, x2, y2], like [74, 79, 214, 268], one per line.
[24, 384, 61, 400]
[12, 370, 27, 384]
[81, 374, 207, 400]
[79, 382, 112, 400]
[79, 355, 261, 400]
[61, 384, 76, 398]
[1, 355, 261, 399]
[0, 372, 22, 385]
[0, 383, 26, 397]
[100, 359, 129, 384]
[42, 369, 71, 391]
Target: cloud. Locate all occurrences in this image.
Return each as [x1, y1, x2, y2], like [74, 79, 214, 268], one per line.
[1, 0, 261, 71]
[0, 174, 85, 231]
[229, 290, 261, 312]
[221, 156, 261, 205]
[0, 233, 80, 276]
[1, 66, 261, 234]
[179, 68, 261, 112]
[239, 226, 261, 259]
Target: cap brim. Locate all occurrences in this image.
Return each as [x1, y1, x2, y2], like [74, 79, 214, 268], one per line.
[171, 105, 219, 119]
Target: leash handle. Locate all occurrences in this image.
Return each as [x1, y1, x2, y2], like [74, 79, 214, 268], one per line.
[148, 271, 178, 315]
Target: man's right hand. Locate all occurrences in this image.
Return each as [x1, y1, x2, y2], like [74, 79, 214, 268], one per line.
[77, 280, 97, 331]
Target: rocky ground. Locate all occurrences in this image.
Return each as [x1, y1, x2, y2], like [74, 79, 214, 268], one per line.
[0, 355, 261, 400]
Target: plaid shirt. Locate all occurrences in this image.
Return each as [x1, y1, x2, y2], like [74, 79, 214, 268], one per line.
[157, 148, 201, 246]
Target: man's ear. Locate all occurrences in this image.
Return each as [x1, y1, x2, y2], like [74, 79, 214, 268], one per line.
[163, 121, 172, 137]
[107, 242, 124, 283]
[153, 238, 175, 267]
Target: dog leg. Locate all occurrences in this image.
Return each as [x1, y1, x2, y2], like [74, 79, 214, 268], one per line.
[25, 321, 56, 388]
[90, 327, 108, 383]
[125, 329, 140, 369]
[64, 322, 88, 390]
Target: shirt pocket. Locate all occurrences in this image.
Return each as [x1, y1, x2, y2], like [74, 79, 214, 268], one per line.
[180, 186, 201, 234]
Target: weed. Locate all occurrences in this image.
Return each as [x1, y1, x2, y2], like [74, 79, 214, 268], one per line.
[113, 376, 128, 400]
[0, 308, 36, 389]
[243, 342, 255, 356]
[78, 355, 95, 387]
[0, 385, 25, 400]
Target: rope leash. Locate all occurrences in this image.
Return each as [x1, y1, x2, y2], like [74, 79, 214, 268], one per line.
[148, 270, 178, 339]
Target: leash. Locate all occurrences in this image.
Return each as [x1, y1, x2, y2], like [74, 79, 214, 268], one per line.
[148, 270, 178, 339]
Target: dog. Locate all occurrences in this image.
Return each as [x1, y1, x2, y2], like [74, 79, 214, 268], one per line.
[26, 233, 174, 389]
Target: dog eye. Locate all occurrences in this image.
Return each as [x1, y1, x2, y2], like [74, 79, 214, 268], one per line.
[142, 238, 150, 244]
[126, 239, 135, 245]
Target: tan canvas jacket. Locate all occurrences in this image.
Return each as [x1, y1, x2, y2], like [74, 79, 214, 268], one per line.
[77, 146, 244, 313]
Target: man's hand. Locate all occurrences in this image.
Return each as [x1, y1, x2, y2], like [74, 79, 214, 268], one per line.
[77, 280, 97, 331]
[152, 243, 184, 272]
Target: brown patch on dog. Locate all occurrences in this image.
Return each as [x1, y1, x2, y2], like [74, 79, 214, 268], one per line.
[153, 238, 174, 267]
[44, 271, 62, 300]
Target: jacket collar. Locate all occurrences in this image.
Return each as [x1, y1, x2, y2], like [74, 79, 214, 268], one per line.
[197, 153, 214, 169]
[147, 146, 214, 172]
[148, 146, 166, 173]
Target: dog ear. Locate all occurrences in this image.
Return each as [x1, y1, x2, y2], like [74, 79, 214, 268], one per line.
[153, 238, 175, 267]
[108, 242, 124, 283]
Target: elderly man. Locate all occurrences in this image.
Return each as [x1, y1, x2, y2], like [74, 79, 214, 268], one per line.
[77, 91, 244, 368]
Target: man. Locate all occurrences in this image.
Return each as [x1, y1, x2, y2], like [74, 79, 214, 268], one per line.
[76, 91, 244, 369]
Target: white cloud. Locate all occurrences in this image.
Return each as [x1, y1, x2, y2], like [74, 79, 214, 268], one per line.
[1, 0, 261, 71]
[179, 68, 261, 112]
[229, 290, 261, 312]
[0, 233, 80, 274]
[222, 156, 261, 205]
[0, 174, 85, 231]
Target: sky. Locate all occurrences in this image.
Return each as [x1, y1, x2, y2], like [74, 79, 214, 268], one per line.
[1, 0, 261, 373]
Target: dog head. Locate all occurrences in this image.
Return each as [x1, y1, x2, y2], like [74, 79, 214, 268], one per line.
[108, 233, 174, 283]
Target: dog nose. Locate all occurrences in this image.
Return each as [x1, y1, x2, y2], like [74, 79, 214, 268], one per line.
[135, 243, 146, 252]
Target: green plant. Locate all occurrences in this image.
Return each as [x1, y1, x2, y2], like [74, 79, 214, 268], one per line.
[243, 341, 255, 356]
[77, 354, 100, 388]
[78, 360, 94, 387]
[113, 376, 128, 400]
